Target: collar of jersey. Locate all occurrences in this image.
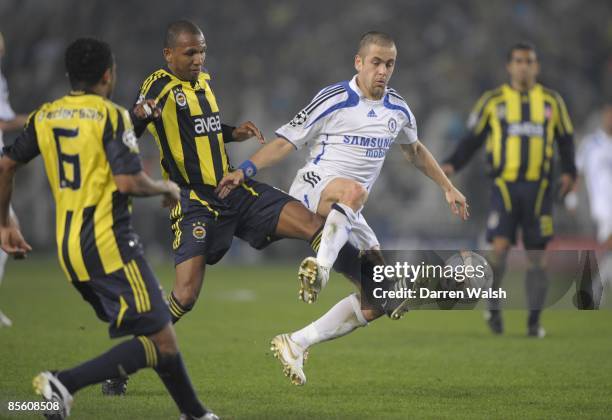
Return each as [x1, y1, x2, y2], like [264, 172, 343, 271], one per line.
[163, 67, 206, 90]
[503, 82, 541, 95]
[69, 90, 97, 96]
[350, 74, 389, 104]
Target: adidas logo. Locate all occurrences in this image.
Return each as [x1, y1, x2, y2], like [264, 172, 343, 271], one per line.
[367, 109, 377, 118]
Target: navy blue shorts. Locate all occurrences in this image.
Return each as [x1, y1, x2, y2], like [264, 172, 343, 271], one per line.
[72, 256, 170, 338]
[170, 179, 297, 266]
[486, 178, 553, 249]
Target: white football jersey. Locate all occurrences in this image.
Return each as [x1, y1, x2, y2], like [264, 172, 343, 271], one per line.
[577, 129, 612, 221]
[0, 69, 16, 145]
[276, 75, 417, 191]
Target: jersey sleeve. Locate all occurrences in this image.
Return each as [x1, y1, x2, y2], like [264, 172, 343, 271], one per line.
[104, 105, 142, 175]
[575, 137, 589, 174]
[0, 74, 16, 121]
[131, 71, 173, 137]
[2, 111, 40, 163]
[443, 92, 493, 170]
[552, 92, 576, 177]
[466, 90, 494, 136]
[275, 84, 348, 149]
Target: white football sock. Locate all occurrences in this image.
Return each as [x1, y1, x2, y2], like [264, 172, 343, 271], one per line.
[599, 252, 612, 308]
[290, 294, 367, 349]
[317, 203, 357, 269]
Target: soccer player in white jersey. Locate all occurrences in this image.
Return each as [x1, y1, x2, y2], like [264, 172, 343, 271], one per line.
[0, 32, 27, 327]
[217, 32, 468, 385]
[573, 101, 612, 305]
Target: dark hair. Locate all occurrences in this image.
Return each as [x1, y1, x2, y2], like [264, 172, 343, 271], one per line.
[358, 31, 395, 55]
[507, 42, 537, 62]
[65, 38, 113, 89]
[165, 20, 203, 48]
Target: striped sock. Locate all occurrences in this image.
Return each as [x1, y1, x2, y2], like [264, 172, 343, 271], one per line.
[167, 292, 193, 324]
[309, 226, 324, 253]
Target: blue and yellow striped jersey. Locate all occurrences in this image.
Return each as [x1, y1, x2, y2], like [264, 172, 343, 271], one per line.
[447, 83, 576, 182]
[134, 68, 234, 188]
[4, 92, 143, 282]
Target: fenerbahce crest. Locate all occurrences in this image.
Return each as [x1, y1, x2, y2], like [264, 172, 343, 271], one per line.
[192, 222, 207, 241]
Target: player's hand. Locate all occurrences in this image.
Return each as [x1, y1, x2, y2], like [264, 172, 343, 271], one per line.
[445, 186, 469, 221]
[558, 173, 575, 200]
[215, 170, 245, 199]
[441, 163, 455, 177]
[232, 121, 265, 144]
[0, 225, 32, 259]
[133, 99, 161, 120]
[161, 181, 180, 208]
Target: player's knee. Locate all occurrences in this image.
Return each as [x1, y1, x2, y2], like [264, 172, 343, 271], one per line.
[149, 323, 179, 357]
[361, 307, 384, 322]
[339, 182, 368, 210]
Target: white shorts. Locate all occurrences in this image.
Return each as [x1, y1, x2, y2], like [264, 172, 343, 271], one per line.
[289, 166, 380, 250]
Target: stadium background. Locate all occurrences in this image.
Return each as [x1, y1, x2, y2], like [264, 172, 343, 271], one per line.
[1, 0, 611, 261]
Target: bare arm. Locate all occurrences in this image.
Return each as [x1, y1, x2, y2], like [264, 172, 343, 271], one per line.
[401, 141, 454, 191]
[0, 156, 17, 226]
[215, 137, 296, 198]
[250, 137, 296, 170]
[114, 171, 180, 208]
[401, 141, 469, 220]
[0, 156, 31, 256]
[0, 115, 28, 132]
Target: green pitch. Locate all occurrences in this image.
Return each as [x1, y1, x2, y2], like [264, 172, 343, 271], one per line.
[0, 257, 611, 419]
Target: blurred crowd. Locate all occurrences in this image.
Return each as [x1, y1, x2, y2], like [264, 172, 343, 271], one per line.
[1, 0, 611, 259]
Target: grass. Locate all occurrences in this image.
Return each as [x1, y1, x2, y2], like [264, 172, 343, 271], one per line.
[0, 257, 611, 419]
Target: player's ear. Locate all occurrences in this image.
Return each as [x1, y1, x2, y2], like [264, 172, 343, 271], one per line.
[101, 67, 113, 85]
[163, 48, 172, 64]
[354, 54, 362, 72]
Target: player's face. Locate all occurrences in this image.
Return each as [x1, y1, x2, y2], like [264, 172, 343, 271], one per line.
[164, 32, 206, 82]
[355, 43, 397, 100]
[507, 49, 539, 88]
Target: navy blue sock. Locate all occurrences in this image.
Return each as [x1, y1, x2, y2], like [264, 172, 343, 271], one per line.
[57, 336, 155, 394]
[155, 352, 206, 418]
[526, 267, 548, 326]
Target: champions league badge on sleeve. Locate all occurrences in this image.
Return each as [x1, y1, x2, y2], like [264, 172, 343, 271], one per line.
[289, 110, 309, 127]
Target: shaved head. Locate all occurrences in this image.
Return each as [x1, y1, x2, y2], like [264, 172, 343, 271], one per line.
[358, 31, 395, 56]
[165, 20, 203, 48]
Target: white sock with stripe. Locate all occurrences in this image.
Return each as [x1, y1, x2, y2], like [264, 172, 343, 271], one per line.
[317, 203, 357, 269]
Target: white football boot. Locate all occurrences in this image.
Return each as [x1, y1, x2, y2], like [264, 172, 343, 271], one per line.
[298, 257, 329, 304]
[33, 371, 73, 419]
[270, 334, 309, 386]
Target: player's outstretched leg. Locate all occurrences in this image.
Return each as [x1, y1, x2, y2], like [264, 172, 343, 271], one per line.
[298, 179, 367, 303]
[34, 323, 217, 419]
[271, 293, 371, 385]
[169, 256, 207, 323]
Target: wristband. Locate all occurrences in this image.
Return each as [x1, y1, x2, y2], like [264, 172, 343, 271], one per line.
[238, 160, 257, 178]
